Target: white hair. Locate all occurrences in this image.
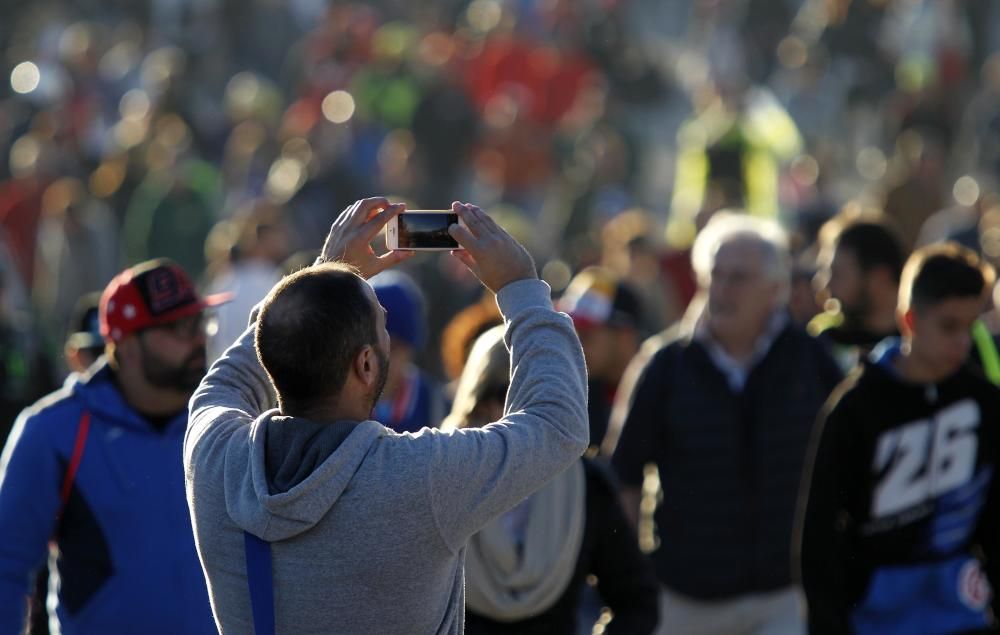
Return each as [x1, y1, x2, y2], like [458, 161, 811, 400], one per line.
[691, 211, 791, 287]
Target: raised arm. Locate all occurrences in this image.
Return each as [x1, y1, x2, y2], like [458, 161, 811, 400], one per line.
[424, 203, 590, 549]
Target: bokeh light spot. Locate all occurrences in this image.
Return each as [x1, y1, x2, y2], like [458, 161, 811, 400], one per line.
[856, 147, 887, 181]
[322, 91, 356, 124]
[953, 176, 980, 207]
[541, 260, 572, 294]
[11, 62, 40, 94]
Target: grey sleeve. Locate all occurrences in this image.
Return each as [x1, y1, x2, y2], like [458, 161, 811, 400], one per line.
[184, 307, 275, 471]
[427, 279, 589, 551]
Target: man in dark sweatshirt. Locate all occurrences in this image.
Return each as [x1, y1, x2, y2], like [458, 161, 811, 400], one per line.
[183, 198, 590, 633]
[798, 242, 1000, 634]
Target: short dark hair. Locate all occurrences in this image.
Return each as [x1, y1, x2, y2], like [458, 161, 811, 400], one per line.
[255, 263, 377, 413]
[899, 243, 996, 313]
[828, 218, 905, 282]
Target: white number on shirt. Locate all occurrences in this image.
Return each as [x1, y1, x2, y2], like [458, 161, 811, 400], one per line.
[872, 400, 979, 518]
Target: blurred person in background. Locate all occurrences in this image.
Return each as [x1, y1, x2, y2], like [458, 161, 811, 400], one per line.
[204, 201, 291, 362]
[0, 259, 220, 634]
[370, 269, 449, 434]
[443, 325, 659, 635]
[122, 115, 221, 279]
[810, 211, 906, 373]
[32, 177, 120, 352]
[917, 175, 998, 255]
[666, 72, 802, 251]
[63, 291, 103, 375]
[600, 209, 684, 334]
[881, 130, 947, 252]
[558, 267, 644, 454]
[439, 290, 503, 391]
[0, 133, 58, 296]
[609, 212, 842, 635]
[798, 243, 1000, 634]
[0, 263, 54, 451]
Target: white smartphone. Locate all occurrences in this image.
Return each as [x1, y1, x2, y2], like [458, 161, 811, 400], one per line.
[385, 210, 464, 251]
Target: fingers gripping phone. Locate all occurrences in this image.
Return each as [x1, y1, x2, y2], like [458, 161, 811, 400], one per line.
[386, 210, 464, 251]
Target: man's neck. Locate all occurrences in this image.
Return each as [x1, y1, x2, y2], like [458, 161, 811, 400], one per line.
[861, 309, 898, 338]
[283, 395, 370, 424]
[112, 368, 189, 419]
[893, 349, 950, 385]
[711, 332, 757, 365]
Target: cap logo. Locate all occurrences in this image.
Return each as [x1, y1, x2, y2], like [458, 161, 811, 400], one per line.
[140, 267, 196, 316]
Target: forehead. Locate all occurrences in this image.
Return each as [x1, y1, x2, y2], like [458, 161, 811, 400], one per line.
[919, 295, 984, 321]
[713, 239, 764, 270]
[829, 243, 861, 268]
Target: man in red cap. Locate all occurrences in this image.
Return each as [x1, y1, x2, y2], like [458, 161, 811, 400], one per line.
[0, 259, 222, 633]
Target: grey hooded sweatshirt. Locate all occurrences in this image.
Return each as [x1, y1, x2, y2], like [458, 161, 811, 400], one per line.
[183, 278, 589, 634]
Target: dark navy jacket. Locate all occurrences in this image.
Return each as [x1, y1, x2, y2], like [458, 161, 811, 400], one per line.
[612, 323, 842, 599]
[0, 361, 215, 634]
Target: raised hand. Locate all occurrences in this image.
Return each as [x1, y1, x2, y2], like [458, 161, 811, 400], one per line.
[317, 197, 413, 279]
[447, 202, 537, 293]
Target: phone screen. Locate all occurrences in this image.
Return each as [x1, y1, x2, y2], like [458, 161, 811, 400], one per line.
[397, 213, 459, 249]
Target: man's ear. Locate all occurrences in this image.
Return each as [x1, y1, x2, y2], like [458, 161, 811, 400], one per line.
[65, 343, 85, 373]
[897, 307, 915, 337]
[114, 335, 139, 369]
[353, 345, 376, 388]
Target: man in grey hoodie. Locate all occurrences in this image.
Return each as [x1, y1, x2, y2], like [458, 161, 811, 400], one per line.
[183, 198, 590, 633]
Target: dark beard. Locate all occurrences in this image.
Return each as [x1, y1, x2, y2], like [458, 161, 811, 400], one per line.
[841, 288, 873, 331]
[368, 346, 390, 414]
[139, 339, 207, 393]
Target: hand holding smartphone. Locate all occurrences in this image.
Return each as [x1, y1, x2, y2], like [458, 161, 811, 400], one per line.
[385, 210, 464, 251]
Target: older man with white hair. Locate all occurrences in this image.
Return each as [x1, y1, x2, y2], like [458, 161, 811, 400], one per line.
[607, 212, 842, 635]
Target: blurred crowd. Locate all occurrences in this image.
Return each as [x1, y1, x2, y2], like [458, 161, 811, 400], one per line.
[4, 0, 1000, 631]
[1, 0, 999, 433]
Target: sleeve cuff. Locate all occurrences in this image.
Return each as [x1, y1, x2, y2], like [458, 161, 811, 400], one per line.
[495, 278, 553, 320]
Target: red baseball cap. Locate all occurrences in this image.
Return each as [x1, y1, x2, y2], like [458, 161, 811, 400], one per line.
[99, 259, 230, 342]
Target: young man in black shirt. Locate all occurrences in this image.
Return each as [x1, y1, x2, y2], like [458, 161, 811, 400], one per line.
[798, 242, 1000, 634]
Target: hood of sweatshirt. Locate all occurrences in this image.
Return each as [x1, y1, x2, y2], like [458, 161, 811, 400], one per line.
[226, 411, 388, 542]
[870, 337, 903, 378]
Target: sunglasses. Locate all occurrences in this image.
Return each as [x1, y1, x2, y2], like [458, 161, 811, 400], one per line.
[142, 313, 207, 339]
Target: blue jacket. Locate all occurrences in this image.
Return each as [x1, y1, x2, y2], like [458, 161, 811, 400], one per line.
[0, 362, 215, 634]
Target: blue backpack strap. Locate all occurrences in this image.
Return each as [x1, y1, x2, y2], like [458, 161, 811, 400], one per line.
[244, 531, 275, 635]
